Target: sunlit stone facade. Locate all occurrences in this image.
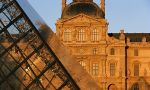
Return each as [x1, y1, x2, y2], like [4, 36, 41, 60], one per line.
[56, 0, 150, 89]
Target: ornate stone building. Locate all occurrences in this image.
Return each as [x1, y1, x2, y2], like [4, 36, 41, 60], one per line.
[56, 0, 150, 90]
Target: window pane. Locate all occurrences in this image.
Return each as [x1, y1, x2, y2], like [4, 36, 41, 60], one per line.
[134, 49, 138, 56]
[92, 63, 99, 76]
[93, 48, 97, 55]
[79, 60, 86, 69]
[77, 29, 85, 42]
[134, 63, 139, 76]
[91, 29, 99, 41]
[110, 63, 115, 76]
[132, 83, 139, 90]
[110, 48, 115, 55]
[64, 29, 71, 42]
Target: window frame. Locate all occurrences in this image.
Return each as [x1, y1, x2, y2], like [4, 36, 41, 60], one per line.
[64, 29, 71, 42]
[91, 29, 99, 42]
[110, 63, 116, 76]
[77, 29, 86, 42]
[92, 63, 99, 76]
[93, 48, 98, 55]
[133, 83, 139, 90]
[79, 60, 86, 70]
[110, 48, 115, 55]
[134, 63, 140, 76]
[134, 49, 138, 56]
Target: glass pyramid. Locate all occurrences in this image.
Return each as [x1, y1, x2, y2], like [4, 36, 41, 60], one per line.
[0, 0, 79, 89]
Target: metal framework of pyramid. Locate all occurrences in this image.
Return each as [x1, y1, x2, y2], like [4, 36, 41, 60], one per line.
[0, 0, 79, 89]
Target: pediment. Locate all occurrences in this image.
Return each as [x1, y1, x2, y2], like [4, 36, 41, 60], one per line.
[61, 14, 105, 24]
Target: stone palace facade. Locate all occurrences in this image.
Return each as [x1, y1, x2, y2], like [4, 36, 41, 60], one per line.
[56, 0, 150, 90]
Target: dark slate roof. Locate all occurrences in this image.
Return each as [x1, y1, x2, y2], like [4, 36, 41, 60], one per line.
[61, 2, 105, 19]
[108, 33, 150, 42]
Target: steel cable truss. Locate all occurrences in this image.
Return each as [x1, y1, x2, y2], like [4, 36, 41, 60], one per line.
[0, 0, 79, 90]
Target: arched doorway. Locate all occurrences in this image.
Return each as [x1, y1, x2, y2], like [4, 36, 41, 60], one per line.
[131, 83, 139, 90]
[108, 84, 118, 90]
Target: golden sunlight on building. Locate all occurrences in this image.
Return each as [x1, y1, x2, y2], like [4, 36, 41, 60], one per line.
[1, 0, 150, 90]
[56, 0, 150, 89]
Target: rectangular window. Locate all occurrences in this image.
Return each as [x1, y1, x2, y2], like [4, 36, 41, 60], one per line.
[110, 63, 115, 76]
[134, 49, 138, 56]
[134, 63, 139, 76]
[77, 29, 86, 42]
[92, 63, 99, 76]
[79, 60, 86, 70]
[64, 30, 71, 42]
[110, 48, 115, 55]
[93, 48, 97, 55]
[91, 29, 99, 42]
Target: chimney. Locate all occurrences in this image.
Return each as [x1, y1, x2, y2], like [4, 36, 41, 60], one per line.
[120, 29, 125, 40]
[142, 36, 146, 42]
[120, 29, 124, 34]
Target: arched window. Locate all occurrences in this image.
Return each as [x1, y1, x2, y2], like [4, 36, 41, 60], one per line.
[110, 63, 116, 76]
[110, 48, 115, 55]
[91, 29, 99, 41]
[77, 29, 85, 41]
[108, 84, 118, 90]
[64, 29, 71, 42]
[132, 83, 139, 90]
[134, 49, 138, 56]
[134, 63, 139, 76]
[79, 60, 86, 69]
[92, 63, 99, 76]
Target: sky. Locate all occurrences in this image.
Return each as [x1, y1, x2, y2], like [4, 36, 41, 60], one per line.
[27, 0, 150, 33]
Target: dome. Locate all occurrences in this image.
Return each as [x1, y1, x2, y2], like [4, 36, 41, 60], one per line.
[61, 2, 105, 19]
[73, 0, 93, 2]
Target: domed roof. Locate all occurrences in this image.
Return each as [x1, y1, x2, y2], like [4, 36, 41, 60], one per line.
[61, 2, 105, 19]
